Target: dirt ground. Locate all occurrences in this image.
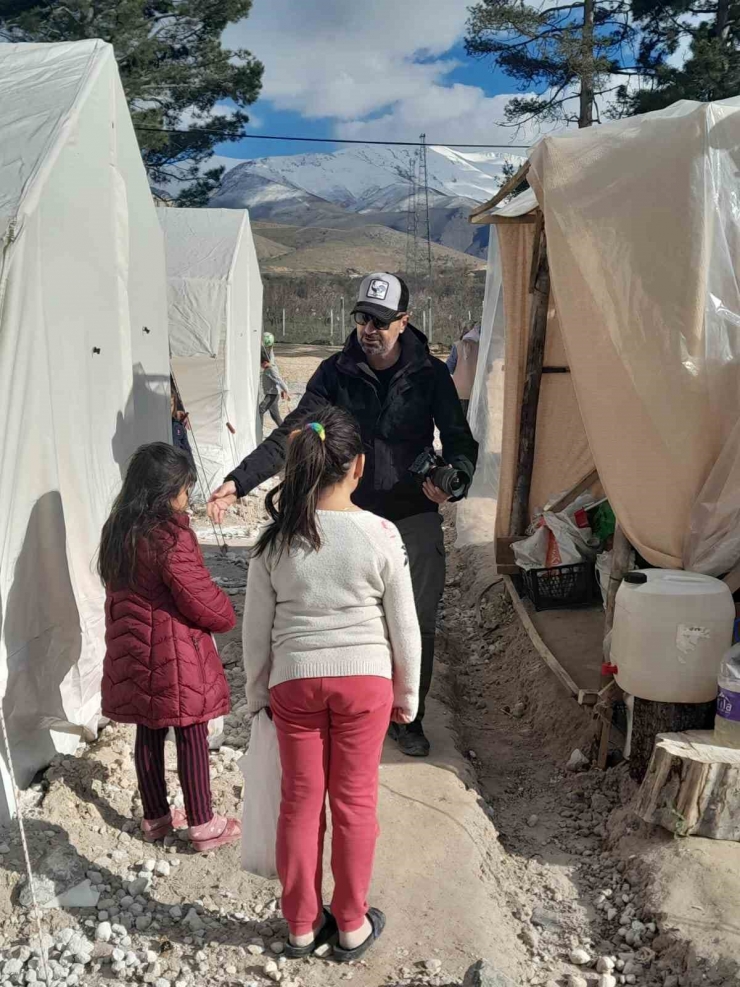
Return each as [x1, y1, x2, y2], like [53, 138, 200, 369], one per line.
[1, 347, 739, 987]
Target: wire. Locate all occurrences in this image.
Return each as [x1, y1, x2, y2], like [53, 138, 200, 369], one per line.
[133, 125, 532, 149]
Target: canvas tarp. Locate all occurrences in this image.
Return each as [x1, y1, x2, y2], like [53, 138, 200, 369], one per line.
[160, 208, 263, 498]
[0, 39, 170, 812]
[457, 207, 594, 547]
[461, 98, 740, 578]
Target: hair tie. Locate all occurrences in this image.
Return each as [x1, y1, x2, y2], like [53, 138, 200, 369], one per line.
[305, 422, 326, 441]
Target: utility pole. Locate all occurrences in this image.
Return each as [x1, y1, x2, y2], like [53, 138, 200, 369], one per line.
[330, 309, 334, 345]
[340, 296, 346, 341]
[282, 308, 286, 338]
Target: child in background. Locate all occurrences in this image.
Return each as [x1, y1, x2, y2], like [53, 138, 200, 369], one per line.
[170, 376, 194, 467]
[98, 442, 241, 852]
[259, 344, 291, 429]
[243, 407, 421, 962]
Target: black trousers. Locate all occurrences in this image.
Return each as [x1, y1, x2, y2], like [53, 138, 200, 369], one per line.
[395, 513, 446, 724]
[259, 393, 283, 427]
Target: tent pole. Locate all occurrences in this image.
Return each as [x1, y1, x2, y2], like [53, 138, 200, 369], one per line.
[509, 230, 550, 537]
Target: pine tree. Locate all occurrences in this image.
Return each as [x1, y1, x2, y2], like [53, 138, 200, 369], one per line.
[0, 0, 263, 204]
[622, 0, 740, 113]
[465, 0, 639, 129]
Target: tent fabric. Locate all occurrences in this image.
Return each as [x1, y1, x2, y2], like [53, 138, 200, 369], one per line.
[0, 40, 170, 807]
[160, 208, 262, 498]
[528, 98, 740, 574]
[456, 220, 593, 548]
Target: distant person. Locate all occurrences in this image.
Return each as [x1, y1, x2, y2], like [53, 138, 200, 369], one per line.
[243, 406, 420, 961]
[259, 344, 291, 428]
[446, 324, 480, 418]
[210, 272, 478, 758]
[170, 377, 194, 467]
[98, 443, 241, 853]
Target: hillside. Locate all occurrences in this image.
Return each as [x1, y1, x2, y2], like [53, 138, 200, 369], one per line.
[252, 221, 485, 276]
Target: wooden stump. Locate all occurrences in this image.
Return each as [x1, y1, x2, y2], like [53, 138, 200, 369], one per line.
[629, 697, 715, 781]
[636, 730, 740, 840]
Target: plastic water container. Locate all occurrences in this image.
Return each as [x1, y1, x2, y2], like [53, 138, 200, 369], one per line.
[611, 569, 735, 703]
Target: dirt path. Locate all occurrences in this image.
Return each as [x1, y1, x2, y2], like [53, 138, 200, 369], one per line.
[1, 348, 738, 987]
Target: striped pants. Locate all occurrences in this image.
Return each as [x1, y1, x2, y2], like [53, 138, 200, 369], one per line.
[134, 723, 213, 827]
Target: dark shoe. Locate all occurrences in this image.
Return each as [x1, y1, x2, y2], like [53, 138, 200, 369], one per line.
[284, 909, 338, 959]
[395, 721, 430, 758]
[334, 908, 386, 964]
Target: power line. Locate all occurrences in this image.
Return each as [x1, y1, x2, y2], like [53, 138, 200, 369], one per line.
[133, 124, 532, 149]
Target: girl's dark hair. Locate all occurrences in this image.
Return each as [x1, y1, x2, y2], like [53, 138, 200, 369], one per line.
[255, 406, 363, 558]
[98, 442, 197, 590]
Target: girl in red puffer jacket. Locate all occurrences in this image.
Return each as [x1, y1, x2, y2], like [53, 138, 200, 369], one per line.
[98, 442, 240, 853]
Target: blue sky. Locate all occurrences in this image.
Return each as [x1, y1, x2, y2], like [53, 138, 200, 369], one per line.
[217, 2, 545, 163]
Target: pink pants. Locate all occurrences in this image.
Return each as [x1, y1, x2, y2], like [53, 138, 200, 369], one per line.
[270, 676, 393, 936]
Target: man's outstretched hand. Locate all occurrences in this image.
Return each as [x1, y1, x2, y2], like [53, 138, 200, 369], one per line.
[207, 480, 238, 524]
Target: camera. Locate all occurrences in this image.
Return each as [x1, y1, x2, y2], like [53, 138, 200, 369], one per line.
[408, 448, 466, 499]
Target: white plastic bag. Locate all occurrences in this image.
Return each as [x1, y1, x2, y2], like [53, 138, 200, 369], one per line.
[238, 710, 282, 879]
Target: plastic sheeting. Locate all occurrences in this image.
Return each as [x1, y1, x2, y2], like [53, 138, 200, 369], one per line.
[0, 40, 170, 808]
[528, 98, 740, 575]
[160, 209, 262, 498]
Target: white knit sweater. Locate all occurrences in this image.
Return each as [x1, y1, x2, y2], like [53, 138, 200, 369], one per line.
[243, 510, 422, 720]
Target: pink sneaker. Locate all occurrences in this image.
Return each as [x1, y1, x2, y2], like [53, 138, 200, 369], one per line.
[141, 808, 188, 843]
[189, 814, 241, 853]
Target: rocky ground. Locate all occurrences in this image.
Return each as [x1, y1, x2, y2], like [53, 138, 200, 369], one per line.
[1, 347, 738, 987]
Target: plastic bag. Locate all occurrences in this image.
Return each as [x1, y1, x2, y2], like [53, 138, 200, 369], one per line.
[513, 496, 598, 571]
[238, 710, 282, 879]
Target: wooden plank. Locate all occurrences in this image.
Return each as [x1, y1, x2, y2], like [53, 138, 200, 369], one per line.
[547, 468, 599, 514]
[469, 161, 531, 220]
[470, 213, 538, 226]
[636, 730, 740, 840]
[542, 366, 570, 373]
[509, 236, 550, 537]
[495, 537, 520, 576]
[503, 576, 580, 699]
[598, 524, 634, 769]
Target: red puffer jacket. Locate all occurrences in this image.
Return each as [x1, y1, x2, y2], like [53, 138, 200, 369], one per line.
[102, 513, 236, 730]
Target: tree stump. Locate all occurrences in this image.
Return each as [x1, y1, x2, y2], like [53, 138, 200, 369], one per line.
[629, 697, 715, 781]
[636, 730, 740, 840]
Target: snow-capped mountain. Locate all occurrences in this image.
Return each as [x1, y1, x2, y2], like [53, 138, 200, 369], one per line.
[212, 144, 523, 214]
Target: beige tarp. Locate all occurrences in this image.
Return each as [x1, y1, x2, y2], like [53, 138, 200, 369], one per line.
[460, 98, 740, 577]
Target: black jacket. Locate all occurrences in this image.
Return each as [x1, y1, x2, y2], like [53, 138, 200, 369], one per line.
[227, 325, 478, 522]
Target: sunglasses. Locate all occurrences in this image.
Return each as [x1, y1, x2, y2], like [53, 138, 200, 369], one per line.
[354, 311, 401, 330]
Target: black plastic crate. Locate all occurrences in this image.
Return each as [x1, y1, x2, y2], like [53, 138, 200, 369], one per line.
[524, 562, 595, 612]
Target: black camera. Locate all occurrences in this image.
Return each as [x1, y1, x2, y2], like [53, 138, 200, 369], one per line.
[408, 448, 466, 499]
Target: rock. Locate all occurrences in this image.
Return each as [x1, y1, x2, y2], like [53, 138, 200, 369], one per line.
[314, 944, 333, 959]
[526, 814, 539, 828]
[270, 943, 284, 955]
[168, 906, 183, 921]
[570, 948, 592, 966]
[154, 980, 171, 987]
[183, 909, 204, 932]
[531, 906, 562, 930]
[463, 959, 518, 986]
[264, 960, 281, 983]
[135, 914, 152, 932]
[596, 958, 615, 974]
[598, 977, 617, 987]
[127, 877, 151, 897]
[567, 749, 591, 772]
[142, 860, 156, 873]
[0, 843, 10, 854]
[3, 960, 23, 977]
[568, 979, 589, 987]
[424, 959, 443, 974]
[95, 923, 113, 943]
[154, 861, 171, 878]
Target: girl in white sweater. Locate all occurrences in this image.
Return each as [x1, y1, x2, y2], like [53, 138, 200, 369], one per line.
[243, 406, 421, 963]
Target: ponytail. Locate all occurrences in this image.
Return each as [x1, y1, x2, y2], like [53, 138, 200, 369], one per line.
[254, 406, 363, 558]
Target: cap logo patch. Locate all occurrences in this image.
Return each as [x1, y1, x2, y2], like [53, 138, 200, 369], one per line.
[367, 279, 389, 300]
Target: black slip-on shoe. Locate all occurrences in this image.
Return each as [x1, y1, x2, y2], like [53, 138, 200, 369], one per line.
[283, 908, 338, 959]
[334, 908, 386, 964]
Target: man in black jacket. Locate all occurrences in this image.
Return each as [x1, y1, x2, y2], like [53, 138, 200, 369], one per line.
[209, 273, 478, 756]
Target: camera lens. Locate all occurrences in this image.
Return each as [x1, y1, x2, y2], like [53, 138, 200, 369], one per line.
[432, 465, 465, 499]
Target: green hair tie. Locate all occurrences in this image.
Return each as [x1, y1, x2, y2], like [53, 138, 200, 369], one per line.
[306, 422, 326, 441]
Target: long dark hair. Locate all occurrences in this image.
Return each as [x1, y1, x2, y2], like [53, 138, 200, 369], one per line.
[98, 442, 197, 590]
[255, 406, 363, 558]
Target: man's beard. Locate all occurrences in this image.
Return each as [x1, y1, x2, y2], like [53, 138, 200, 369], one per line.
[359, 334, 387, 357]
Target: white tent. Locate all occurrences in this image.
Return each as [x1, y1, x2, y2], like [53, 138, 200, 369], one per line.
[0, 40, 170, 819]
[160, 208, 263, 497]
[461, 98, 740, 580]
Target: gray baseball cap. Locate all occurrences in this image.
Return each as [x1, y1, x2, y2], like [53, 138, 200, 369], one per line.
[352, 273, 410, 322]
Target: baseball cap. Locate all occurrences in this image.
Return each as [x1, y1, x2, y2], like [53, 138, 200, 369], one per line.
[352, 273, 410, 323]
